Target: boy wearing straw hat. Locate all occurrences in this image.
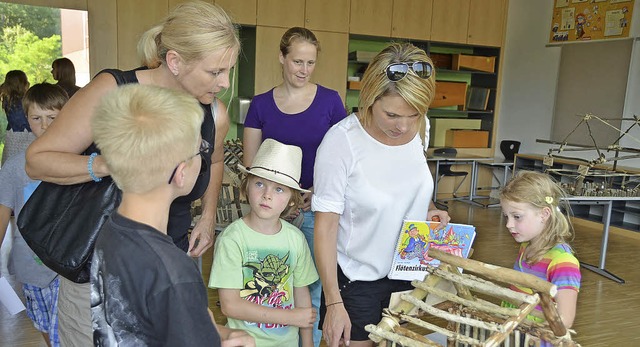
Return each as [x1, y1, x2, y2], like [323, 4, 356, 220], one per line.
[210, 138, 319, 347]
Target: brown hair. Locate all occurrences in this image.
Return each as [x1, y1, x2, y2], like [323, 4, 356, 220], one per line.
[52, 58, 77, 86]
[22, 83, 69, 116]
[279, 27, 320, 57]
[1, 70, 29, 108]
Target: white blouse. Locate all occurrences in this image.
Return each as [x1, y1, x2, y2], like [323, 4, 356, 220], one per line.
[312, 114, 434, 281]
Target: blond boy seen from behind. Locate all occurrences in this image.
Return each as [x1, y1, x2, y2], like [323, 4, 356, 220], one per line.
[90, 84, 254, 346]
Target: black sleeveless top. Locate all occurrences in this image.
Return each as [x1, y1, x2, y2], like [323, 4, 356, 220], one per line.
[99, 68, 215, 251]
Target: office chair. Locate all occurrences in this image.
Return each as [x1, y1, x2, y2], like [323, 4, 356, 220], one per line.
[433, 147, 469, 198]
[500, 140, 521, 161]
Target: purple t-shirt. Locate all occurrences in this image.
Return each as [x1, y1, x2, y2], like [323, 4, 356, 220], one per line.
[244, 85, 346, 189]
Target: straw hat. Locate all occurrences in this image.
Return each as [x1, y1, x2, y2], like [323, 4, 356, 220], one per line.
[238, 138, 310, 193]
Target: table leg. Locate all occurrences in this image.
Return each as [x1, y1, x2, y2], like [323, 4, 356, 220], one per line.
[576, 200, 625, 284]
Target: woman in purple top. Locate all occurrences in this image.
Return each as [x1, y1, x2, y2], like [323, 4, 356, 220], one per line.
[243, 27, 346, 347]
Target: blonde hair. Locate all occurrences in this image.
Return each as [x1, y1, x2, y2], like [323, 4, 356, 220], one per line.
[358, 43, 436, 145]
[22, 83, 69, 116]
[137, 1, 240, 68]
[240, 174, 303, 218]
[279, 27, 320, 56]
[92, 84, 203, 194]
[500, 171, 574, 264]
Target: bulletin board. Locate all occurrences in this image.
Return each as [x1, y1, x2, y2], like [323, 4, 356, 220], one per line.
[549, 0, 635, 43]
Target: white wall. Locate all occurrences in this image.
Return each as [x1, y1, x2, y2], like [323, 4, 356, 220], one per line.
[497, 0, 561, 156]
[499, 0, 640, 168]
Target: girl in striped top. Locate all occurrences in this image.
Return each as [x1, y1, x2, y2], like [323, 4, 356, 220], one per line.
[500, 170, 581, 329]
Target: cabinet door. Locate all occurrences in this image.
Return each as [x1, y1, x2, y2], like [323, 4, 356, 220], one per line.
[392, 0, 433, 40]
[257, 0, 304, 28]
[216, 0, 256, 25]
[311, 31, 348, 103]
[117, 0, 168, 70]
[254, 26, 288, 95]
[305, 0, 350, 33]
[431, 0, 469, 44]
[467, 0, 506, 47]
[349, 0, 392, 37]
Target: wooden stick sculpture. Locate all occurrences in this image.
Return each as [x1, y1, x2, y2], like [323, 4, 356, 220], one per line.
[366, 249, 579, 346]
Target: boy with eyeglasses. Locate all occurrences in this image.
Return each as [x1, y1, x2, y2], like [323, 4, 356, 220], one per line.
[89, 84, 254, 346]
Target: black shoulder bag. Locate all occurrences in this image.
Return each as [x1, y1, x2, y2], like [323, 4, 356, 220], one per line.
[17, 69, 137, 283]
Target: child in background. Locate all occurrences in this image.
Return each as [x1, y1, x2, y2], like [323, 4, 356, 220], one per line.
[0, 83, 68, 347]
[210, 138, 318, 347]
[1, 70, 33, 164]
[90, 84, 253, 346]
[500, 170, 581, 331]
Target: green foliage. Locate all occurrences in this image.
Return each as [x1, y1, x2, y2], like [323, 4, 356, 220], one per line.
[0, 25, 60, 84]
[0, 3, 60, 39]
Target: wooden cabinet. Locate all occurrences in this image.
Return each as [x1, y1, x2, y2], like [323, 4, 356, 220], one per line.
[305, 0, 350, 33]
[216, 0, 256, 25]
[431, 0, 506, 46]
[391, 0, 433, 40]
[253, 27, 348, 104]
[431, 0, 469, 44]
[349, 0, 392, 37]
[468, 0, 506, 47]
[254, 26, 288, 95]
[116, 0, 168, 70]
[257, 0, 304, 28]
[311, 31, 348, 103]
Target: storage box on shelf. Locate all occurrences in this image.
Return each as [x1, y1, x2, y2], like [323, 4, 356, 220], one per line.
[432, 81, 468, 109]
[445, 129, 489, 148]
[428, 45, 500, 150]
[430, 118, 482, 147]
[452, 53, 496, 73]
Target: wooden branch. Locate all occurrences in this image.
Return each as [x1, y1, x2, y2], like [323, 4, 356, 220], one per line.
[393, 272, 442, 315]
[439, 263, 474, 300]
[427, 264, 539, 305]
[412, 280, 519, 317]
[540, 293, 567, 337]
[484, 299, 539, 347]
[428, 249, 557, 297]
[399, 314, 482, 346]
[401, 294, 503, 333]
[394, 325, 433, 344]
[365, 324, 441, 347]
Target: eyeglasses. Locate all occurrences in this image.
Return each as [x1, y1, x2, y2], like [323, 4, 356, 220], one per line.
[167, 139, 212, 184]
[384, 61, 433, 82]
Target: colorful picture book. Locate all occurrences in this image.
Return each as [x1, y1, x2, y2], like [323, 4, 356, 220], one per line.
[388, 220, 476, 281]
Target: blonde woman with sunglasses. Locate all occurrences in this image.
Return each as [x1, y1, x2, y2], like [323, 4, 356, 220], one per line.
[312, 43, 450, 347]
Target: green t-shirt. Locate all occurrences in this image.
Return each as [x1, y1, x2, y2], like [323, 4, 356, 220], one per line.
[209, 218, 319, 347]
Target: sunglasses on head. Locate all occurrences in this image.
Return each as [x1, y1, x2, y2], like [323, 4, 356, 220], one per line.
[384, 61, 433, 82]
[167, 139, 212, 184]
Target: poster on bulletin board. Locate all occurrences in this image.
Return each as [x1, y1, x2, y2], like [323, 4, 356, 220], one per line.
[550, 0, 635, 43]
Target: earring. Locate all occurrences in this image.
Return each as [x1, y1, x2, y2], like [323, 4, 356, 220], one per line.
[289, 202, 295, 207]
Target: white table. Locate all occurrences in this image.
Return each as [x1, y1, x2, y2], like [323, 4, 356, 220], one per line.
[563, 196, 640, 284]
[427, 154, 492, 207]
